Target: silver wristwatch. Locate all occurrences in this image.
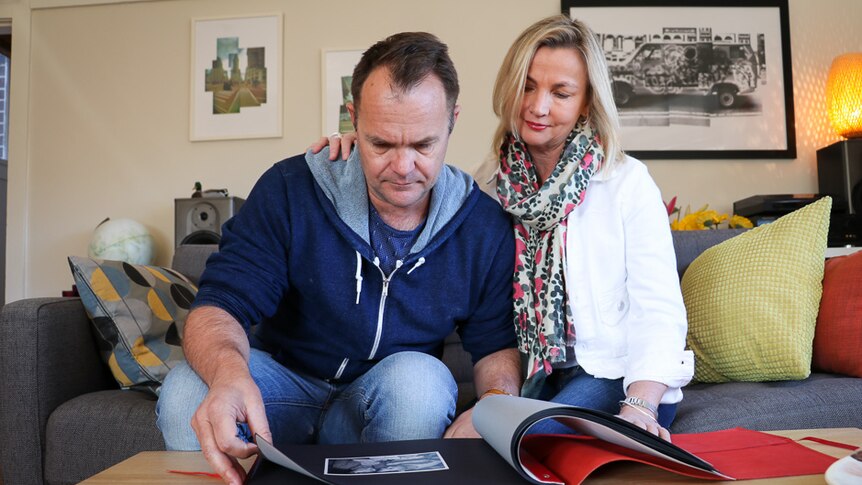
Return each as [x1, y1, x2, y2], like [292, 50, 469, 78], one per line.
[620, 396, 658, 416]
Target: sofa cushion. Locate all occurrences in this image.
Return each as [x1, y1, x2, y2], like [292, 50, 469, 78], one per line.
[671, 229, 748, 278]
[44, 390, 164, 485]
[813, 250, 862, 377]
[672, 373, 862, 433]
[682, 197, 831, 383]
[441, 331, 478, 412]
[68, 256, 196, 394]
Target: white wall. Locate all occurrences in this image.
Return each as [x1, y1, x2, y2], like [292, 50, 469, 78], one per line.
[6, 0, 862, 299]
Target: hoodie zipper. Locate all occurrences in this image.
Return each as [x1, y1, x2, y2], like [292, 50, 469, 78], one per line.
[333, 357, 349, 380]
[344, 256, 428, 373]
[367, 258, 401, 360]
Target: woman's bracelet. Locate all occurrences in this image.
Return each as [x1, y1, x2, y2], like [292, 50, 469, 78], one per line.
[619, 396, 658, 420]
[620, 400, 657, 421]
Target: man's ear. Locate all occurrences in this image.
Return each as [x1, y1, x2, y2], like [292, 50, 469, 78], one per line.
[448, 104, 461, 133]
[347, 102, 357, 129]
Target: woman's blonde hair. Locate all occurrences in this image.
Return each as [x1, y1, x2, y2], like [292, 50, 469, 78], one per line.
[492, 15, 623, 172]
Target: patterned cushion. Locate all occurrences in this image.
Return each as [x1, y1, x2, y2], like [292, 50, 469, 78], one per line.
[813, 250, 862, 377]
[68, 256, 196, 394]
[682, 197, 831, 383]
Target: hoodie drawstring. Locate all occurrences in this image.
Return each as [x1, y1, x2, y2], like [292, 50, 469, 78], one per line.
[354, 251, 363, 304]
[356, 255, 426, 303]
[407, 257, 426, 274]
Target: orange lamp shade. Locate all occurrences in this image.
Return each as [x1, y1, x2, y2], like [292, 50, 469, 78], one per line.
[826, 53, 862, 138]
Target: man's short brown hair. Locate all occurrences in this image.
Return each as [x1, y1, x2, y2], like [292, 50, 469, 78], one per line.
[351, 32, 459, 130]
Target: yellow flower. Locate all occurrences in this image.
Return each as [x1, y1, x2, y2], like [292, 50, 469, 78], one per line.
[697, 210, 728, 229]
[666, 198, 750, 231]
[729, 215, 754, 229]
[675, 213, 705, 230]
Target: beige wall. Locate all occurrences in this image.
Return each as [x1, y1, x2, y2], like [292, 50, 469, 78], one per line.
[5, 0, 862, 300]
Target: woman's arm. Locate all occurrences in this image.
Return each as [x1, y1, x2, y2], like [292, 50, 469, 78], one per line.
[620, 162, 693, 397]
[616, 161, 693, 441]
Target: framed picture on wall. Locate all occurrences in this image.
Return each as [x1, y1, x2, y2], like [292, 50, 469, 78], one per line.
[562, 0, 796, 159]
[322, 49, 364, 137]
[190, 14, 283, 141]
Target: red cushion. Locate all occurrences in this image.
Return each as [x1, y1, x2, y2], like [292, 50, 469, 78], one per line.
[813, 250, 862, 377]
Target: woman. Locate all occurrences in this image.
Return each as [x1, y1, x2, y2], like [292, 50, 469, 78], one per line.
[480, 14, 692, 440]
[315, 15, 692, 440]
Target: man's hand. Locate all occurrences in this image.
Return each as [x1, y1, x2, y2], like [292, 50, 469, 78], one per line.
[191, 373, 272, 485]
[183, 306, 271, 485]
[308, 132, 357, 160]
[443, 406, 481, 438]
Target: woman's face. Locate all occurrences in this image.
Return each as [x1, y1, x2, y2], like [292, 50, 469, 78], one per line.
[518, 46, 590, 157]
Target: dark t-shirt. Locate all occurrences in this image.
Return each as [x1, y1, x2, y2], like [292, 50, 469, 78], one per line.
[369, 204, 425, 275]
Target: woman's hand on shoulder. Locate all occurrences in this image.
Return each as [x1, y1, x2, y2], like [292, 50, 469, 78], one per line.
[308, 132, 358, 161]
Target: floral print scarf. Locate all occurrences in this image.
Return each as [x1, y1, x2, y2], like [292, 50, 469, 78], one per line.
[496, 117, 604, 398]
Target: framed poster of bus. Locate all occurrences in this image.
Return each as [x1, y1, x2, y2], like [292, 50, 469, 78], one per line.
[563, 0, 795, 159]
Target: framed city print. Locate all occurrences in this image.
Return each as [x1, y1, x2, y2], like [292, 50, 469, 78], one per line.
[190, 14, 283, 141]
[562, 0, 796, 159]
[322, 49, 364, 137]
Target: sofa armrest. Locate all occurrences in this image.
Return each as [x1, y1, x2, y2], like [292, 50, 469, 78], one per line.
[0, 297, 115, 484]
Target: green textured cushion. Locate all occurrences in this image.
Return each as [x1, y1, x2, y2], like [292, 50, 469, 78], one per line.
[682, 197, 831, 383]
[68, 256, 196, 395]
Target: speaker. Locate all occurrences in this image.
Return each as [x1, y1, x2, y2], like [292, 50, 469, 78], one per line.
[175, 196, 245, 247]
[817, 139, 862, 213]
[827, 213, 862, 247]
[817, 139, 862, 246]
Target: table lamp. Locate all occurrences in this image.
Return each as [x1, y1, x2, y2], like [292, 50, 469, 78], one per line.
[826, 53, 862, 138]
[817, 52, 862, 246]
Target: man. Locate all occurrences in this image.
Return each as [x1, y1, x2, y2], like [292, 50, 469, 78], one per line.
[156, 32, 520, 485]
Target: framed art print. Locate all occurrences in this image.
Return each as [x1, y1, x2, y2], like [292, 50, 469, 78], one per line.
[563, 0, 796, 159]
[190, 14, 283, 141]
[322, 49, 364, 137]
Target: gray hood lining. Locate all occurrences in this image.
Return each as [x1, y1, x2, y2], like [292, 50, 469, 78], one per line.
[304, 148, 473, 255]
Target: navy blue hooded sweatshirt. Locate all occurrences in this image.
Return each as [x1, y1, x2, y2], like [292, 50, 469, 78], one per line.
[193, 149, 516, 383]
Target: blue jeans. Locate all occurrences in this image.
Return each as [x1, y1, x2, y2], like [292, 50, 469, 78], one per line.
[527, 366, 677, 434]
[156, 349, 457, 450]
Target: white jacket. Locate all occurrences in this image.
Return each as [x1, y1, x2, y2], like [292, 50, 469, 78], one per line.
[476, 155, 694, 404]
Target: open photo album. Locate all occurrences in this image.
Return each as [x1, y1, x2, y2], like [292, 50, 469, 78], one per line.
[246, 394, 732, 484]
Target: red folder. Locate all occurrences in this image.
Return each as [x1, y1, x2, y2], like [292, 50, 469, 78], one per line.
[675, 428, 840, 479]
[521, 427, 839, 484]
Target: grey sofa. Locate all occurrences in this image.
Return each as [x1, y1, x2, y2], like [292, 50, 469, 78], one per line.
[2, 231, 861, 485]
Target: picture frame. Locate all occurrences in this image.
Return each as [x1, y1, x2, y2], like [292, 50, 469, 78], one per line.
[321, 49, 364, 137]
[190, 14, 283, 141]
[562, 0, 796, 159]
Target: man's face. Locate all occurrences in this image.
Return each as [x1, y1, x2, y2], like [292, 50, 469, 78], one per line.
[348, 67, 459, 222]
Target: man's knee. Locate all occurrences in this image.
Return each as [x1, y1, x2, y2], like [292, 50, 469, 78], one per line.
[156, 362, 208, 450]
[327, 352, 456, 442]
[371, 352, 457, 414]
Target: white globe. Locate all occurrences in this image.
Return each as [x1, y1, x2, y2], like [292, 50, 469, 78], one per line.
[88, 218, 155, 265]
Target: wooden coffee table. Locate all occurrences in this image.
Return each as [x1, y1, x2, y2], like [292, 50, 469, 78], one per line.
[80, 428, 862, 484]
